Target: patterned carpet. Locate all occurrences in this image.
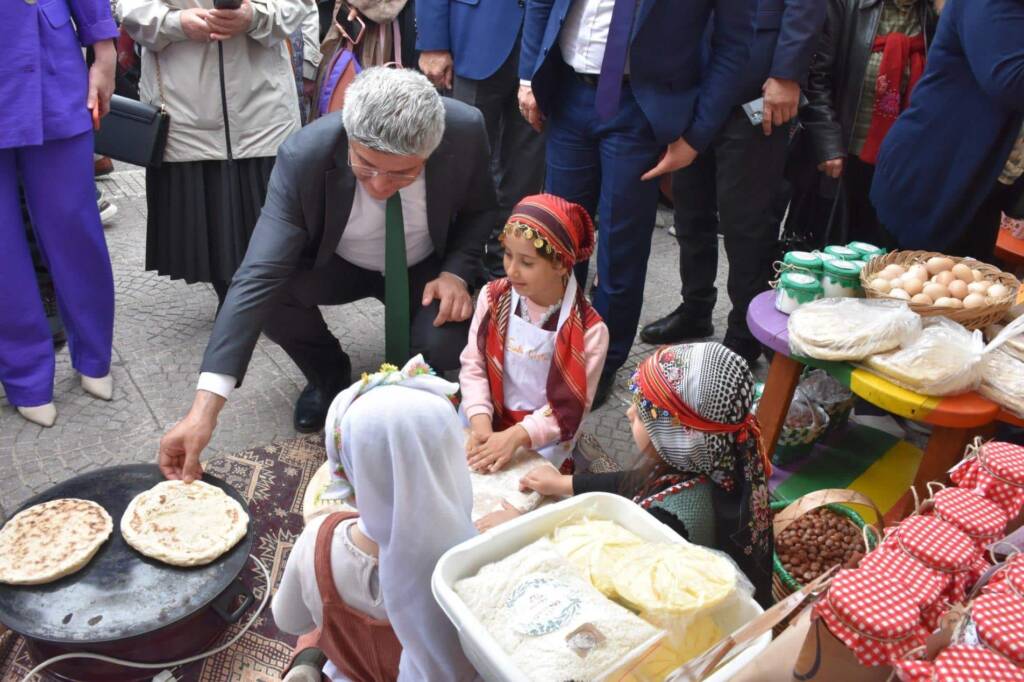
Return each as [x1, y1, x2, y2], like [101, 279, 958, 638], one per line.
[0, 435, 327, 682]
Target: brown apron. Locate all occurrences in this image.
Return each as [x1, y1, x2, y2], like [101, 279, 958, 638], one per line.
[290, 511, 403, 682]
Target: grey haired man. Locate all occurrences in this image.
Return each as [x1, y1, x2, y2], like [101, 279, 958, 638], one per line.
[159, 68, 496, 482]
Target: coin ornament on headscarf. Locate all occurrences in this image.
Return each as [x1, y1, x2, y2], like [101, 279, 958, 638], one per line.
[321, 354, 460, 501]
[500, 194, 596, 269]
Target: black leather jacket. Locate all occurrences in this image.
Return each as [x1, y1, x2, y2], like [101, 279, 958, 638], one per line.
[801, 0, 937, 164]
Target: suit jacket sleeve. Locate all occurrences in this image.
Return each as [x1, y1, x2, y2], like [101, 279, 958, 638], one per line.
[519, 0, 555, 81]
[441, 109, 498, 284]
[801, 0, 845, 163]
[683, 0, 757, 151]
[959, 0, 1024, 109]
[769, 0, 827, 83]
[200, 143, 310, 385]
[415, 0, 451, 52]
[68, 0, 118, 46]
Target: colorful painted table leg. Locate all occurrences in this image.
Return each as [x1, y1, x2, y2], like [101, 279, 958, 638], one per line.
[756, 353, 803, 459]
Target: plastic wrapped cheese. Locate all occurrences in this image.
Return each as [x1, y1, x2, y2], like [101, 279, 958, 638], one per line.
[981, 348, 1024, 419]
[788, 298, 922, 361]
[863, 318, 985, 396]
[454, 537, 663, 681]
[470, 448, 556, 522]
[551, 518, 646, 596]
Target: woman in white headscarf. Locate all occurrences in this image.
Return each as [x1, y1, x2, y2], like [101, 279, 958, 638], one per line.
[273, 358, 477, 681]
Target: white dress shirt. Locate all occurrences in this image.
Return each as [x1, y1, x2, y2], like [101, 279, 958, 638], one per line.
[560, 0, 633, 76]
[197, 175, 434, 400]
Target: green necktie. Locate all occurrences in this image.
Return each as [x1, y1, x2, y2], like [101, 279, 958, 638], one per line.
[384, 193, 410, 365]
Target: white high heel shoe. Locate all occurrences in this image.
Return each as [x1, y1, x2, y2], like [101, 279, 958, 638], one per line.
[81, 373, 113, 401]
[18, 403, 57, 427]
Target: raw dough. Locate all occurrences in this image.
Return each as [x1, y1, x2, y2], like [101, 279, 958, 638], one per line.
[471, 448, 556, 521]
[0, 498, 112, 585]
[121, 480, 249, 567]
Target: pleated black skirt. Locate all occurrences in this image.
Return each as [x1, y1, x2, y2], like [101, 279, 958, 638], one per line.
[145, 157, 276, 284]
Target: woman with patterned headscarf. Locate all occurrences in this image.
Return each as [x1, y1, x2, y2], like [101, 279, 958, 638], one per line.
[459, 193, 609, 474]
[481, 342, 774, 606]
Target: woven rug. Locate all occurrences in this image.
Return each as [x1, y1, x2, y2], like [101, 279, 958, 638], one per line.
[0, 435, 327, 682]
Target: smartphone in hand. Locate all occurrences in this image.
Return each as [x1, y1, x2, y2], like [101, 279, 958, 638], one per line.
[213, 0, 242, 9]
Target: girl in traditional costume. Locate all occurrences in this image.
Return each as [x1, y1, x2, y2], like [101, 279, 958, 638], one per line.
[273, 358, 476, 681]
[459, 194, 609, 473]
[479, 342, 774, 606]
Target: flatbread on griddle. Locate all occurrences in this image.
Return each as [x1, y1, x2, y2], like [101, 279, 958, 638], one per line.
[0, 498, 112, 585]
[120, 480, 248, 567]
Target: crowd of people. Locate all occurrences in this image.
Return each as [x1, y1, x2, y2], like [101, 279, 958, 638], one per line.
[3, 0, 1023, 678]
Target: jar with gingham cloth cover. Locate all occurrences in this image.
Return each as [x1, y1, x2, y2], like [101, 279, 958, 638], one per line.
[953, 591, 1024, 667]
[894, 645, 1024, 682]
[951, 441, 1024, 517]
[880, 516, 986, 618]
[859, 544, 949, 630]
[983, 555, 1024, 601]
[928, 487, 1011, 554]
[814, 568, 930, 667]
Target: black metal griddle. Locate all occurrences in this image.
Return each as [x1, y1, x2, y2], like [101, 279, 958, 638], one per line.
[0, 464, 255, 680]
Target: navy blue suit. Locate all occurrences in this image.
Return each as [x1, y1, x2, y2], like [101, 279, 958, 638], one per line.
[664, 0, 824, 357]
[871, 0, 1024, 256]
[520, 0, 755, 374]
[416, 0, 545, 278]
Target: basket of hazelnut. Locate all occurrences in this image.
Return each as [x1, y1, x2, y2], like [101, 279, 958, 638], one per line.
[860, 250, 1021, 330]
[771, 488, 883, 602]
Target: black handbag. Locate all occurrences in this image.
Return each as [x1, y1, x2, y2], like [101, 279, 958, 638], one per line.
[94, 53, 169, 167]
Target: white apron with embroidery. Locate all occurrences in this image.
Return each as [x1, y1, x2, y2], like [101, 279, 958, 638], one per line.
[501, 277, 580, 466]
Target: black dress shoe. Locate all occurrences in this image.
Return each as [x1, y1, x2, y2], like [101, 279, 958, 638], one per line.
[592, 371, 617, 410]
[639, 306, 714, 345]
[722, 336, 764, 368]
[293, 356, 352, 433]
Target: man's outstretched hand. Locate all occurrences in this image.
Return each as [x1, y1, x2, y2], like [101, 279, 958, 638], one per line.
[422, 271, 473, 327]
[158, 390, 226, 483]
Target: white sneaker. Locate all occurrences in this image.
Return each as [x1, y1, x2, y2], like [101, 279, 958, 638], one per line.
[18, 403, 57, 427]
[81, 373, 113, 400]
[667, 225, 677, 236]
[98, 191, 118, 225]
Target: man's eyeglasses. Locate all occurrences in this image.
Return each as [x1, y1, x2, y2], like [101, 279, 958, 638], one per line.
[347, 155, 422, 183]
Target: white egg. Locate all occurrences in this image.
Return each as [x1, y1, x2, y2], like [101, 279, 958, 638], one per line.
[926, 257, 955, 275]
[973, 269, 985, 282]
[934, 271, 956, 286]
[870, 278, 893, 294]
[889, 288, 911, 301]
[923, 283, 949, 300]
[947, 280, 969, 300]
[988, 284, 1011, 300]
[907, 264, 930, 282]
[952, 263, 974, 282]
[911, 293, 934, 306]
[880, 265, 905, 281]
[963, 293, 988, 309]
[967, 281, 991, 295]
[901, 277, 924, 296]
[934, 297, 963, 309]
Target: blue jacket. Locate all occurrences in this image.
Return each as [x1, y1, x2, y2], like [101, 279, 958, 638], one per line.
[0, 0, 117, 149]
[415, 0, 526, 81]
[732, 0, 824, 103]
[520, 0, 757, 150]
[870, 0, 1024, 251]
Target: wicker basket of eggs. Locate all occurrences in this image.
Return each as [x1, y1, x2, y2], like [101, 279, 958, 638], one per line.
[860, 250, 1021, 330]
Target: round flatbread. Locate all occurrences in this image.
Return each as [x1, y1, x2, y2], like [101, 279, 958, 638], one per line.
[0, 498, 113, 585]
[121, 480, 249, 567]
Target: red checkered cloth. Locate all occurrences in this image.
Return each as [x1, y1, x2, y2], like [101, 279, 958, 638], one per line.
[951, 441, 1024, 517]
[894, 645, 1024, 682]
[985, 556, 1024, 600]
[861, 545, 947, 607]
[815, 568, 930, 667]
[967, 592, 1024, 666]
[931, 487, 1011, 551]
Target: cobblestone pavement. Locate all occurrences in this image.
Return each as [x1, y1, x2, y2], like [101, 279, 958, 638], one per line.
[0, 167, 745, 517]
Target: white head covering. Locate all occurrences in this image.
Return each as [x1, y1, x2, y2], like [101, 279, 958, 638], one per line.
[335, 382, 477, 681]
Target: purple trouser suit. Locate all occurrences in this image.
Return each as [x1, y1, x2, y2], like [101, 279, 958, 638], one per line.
[0, 0, 117, 407]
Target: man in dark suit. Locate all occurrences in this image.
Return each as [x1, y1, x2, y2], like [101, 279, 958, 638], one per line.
[158, 68, 496, 482]
[640, 0, 825, 365]
[518, 0, 756, 406]
[416, 0, 545, 279]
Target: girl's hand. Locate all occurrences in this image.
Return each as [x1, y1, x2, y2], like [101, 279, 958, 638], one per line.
[87, 39, 116, 126]
[467, 426, 530, 473]
[466, 415, 493, 455]
[520, 466, 573, 497]
[474, 500, 523, 532]
[180, 8, 213, 42]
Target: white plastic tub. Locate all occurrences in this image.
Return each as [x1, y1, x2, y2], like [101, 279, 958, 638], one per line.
[432, 492, 772, 681]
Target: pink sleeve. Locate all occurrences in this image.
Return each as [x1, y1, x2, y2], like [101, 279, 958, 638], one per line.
[458, 291, 494, 420]
[520, 320, 611, 449]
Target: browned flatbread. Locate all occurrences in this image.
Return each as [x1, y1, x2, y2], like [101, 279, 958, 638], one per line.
[0, 499, 112, 585]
